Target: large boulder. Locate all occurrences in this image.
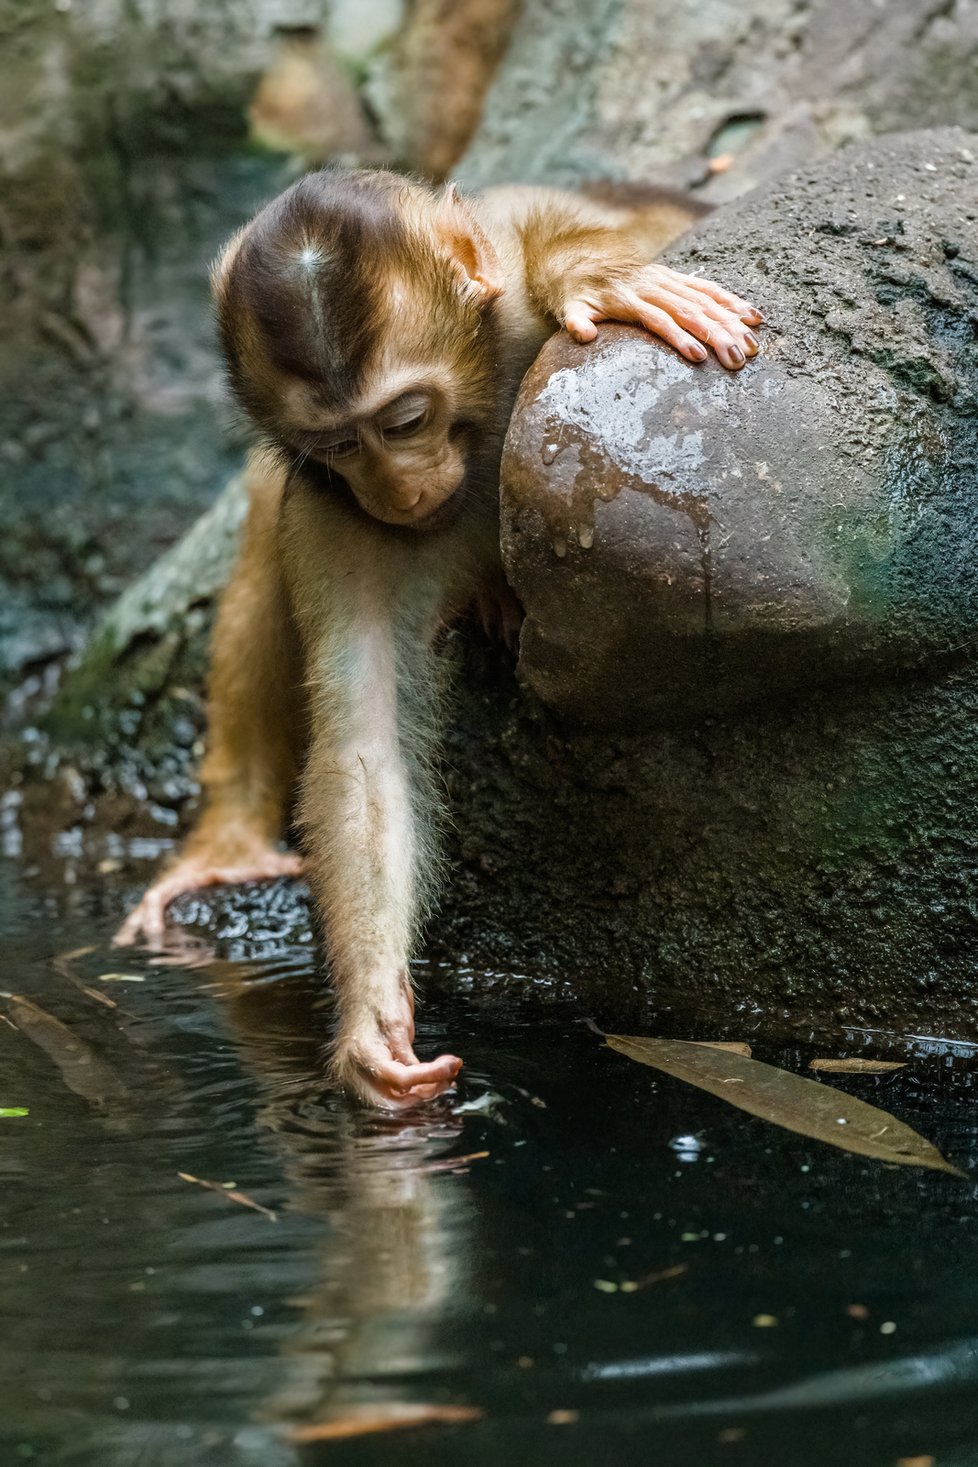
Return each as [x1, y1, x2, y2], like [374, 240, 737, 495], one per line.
[501, 128, 978, 723]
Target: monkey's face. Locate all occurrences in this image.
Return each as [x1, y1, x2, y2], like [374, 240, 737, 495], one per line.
[283, 373, 475, 529]
[214, 167, 505, 529]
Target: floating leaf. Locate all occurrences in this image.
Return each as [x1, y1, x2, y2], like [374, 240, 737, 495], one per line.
[0, 1108, 28, 1118]
[605, 1034, 963, 1177]
[96, 974, 145, 984]
[809, 1058, 905, 1074]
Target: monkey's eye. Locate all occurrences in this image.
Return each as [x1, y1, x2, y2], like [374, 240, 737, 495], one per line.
[324, 437, 360, 459]
[378, 391, 432, 440]
[383, 412, 428, 439]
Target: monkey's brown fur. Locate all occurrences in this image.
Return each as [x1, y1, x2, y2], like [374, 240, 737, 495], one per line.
[118, 168, 762, 1107]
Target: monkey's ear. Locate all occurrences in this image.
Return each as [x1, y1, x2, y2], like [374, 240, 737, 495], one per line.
[434, 184, 505, 303]
[210, 227, 246, 303]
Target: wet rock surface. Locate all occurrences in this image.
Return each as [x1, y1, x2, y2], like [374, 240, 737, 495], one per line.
[502, 128, 978, 725]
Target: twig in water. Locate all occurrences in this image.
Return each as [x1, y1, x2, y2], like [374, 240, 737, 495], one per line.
[177, 1171, 278, 1222]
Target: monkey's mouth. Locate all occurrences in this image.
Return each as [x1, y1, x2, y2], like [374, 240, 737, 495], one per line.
[408, 487, 465, 532]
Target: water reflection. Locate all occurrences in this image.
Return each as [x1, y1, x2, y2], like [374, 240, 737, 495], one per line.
[205, 960, 478, 1436]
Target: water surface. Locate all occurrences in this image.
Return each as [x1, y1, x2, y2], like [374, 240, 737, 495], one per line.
[2, 861, 978, 1467]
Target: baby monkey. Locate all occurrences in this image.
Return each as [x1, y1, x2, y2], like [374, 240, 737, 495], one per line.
[117, 168, 762, 1106]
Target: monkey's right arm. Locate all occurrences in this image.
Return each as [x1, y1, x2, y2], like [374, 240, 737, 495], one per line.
[115, 453, 305, 947]
[281, 486, 463, 1109]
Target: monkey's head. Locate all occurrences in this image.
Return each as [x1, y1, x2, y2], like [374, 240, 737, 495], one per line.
[213, 168, 506, 529]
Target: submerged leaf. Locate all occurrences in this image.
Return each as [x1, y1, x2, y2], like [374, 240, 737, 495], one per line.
[288, 1406, 483, 1442]
[0, 992, 130, 1106]
[605, 1034, 963, 1177]
[0, 1108, 29, 1118]
[809, 1058, 906, 1074]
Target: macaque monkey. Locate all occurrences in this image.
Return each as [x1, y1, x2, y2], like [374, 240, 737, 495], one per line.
[116, 168, 762, 1107]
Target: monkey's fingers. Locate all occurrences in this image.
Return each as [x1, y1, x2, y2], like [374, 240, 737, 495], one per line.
[562, 301, 603, 344]
[384, 1053, 463, 1097]
[648, 264, 762, 324]
[113, 883, 176, 948]
[337, 1042, 463, 1109]
[639, 279, 761, 354]
[630, 290, 759, 371]
[472, 578, 524, 652]
[113, 850, 305, 948]
[564, 295, 710, 363]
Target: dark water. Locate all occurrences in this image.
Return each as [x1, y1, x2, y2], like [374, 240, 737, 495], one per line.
[3, 861, 978, 1467]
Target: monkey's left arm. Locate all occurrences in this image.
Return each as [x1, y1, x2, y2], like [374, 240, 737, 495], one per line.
[518, 203, 762, 370]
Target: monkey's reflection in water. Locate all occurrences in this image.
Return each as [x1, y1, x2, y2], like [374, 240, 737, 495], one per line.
[197, 957, 479, 1432]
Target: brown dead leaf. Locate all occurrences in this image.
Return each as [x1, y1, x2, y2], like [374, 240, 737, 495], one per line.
[288, 1405, 483, 1442]
[605, 1035, 963, 1177]
[693, 1041, 753, 1058]
[0, 991, 129, 1106]
[178, 1172, 277, 1222]
[897, 1458, 935, 1467]
[809, 1058, 905, 1074]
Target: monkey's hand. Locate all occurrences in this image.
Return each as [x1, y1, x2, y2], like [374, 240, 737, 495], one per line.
[332, 995, 462, 1109]
[562, 264, 762, 370]
[113, 840, 304, 949]
[472, 572, 524, 654]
